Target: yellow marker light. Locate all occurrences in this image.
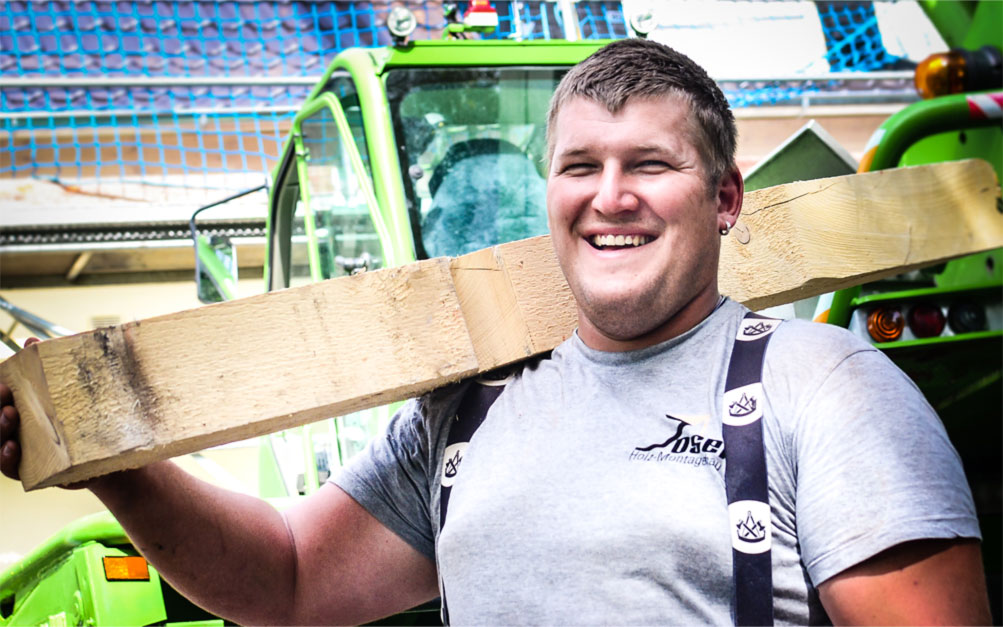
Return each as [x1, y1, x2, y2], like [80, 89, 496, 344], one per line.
[867, 307, 905, 343]
[103, 556, 150, 581]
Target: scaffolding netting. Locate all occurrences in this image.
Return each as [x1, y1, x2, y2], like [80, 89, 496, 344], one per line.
[1, 1, 911, 199]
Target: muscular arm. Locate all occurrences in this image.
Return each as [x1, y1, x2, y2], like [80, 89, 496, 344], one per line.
[2, 381, 438, 625]
[818, 538, 990, 625]
[91, 464, 439, 625]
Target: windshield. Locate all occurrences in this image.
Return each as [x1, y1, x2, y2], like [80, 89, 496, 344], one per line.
[387, 67, 566, 259]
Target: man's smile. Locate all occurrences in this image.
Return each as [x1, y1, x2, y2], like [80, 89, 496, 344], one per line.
[587, 234, 653, 250]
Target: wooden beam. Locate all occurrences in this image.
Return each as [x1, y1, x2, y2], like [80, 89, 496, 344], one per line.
[2, 159, 1000, 490]
[723, 158, 1002, 309]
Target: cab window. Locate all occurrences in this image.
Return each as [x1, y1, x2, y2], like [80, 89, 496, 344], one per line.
[297, 102, 385, 279]
[387, 67, 564, 259]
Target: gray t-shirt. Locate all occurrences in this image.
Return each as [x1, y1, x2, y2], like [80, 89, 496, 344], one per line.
[334, 299, 979, 625]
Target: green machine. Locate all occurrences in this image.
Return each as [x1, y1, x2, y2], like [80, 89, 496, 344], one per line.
[825, 2, 1003, 620]
[3, 1, 1001, 623]
[745, 4, 1002, 618]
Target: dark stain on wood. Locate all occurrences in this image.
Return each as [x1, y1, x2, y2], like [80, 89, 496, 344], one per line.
[72, 322, 161, 450]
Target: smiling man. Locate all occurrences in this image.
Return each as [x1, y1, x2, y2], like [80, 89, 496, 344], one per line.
[0, 38, 991, 625]
[331, 39, 990, 624]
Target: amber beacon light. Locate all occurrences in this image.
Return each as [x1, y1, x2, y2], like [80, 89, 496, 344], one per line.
[914, 45, 1002, 99]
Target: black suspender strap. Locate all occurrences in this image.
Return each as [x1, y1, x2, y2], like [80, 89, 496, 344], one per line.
[723, 312, 781, 626]
[439, 381, 506, 528]
[438, 379, 506, 626]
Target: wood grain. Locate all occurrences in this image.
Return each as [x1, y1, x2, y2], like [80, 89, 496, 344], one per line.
[722, 158, 1002, 309]
[2, 159, 1000, 489]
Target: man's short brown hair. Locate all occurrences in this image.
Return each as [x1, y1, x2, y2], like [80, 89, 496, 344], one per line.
[547, 38, 737, 188]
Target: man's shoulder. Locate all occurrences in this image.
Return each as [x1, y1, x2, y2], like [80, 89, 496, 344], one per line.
[761, 318, 891, 417]
[768, 317, 878, 369]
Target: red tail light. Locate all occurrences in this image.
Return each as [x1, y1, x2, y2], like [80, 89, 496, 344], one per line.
[907, 304, 946, 338]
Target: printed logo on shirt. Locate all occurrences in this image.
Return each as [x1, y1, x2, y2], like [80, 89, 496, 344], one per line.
[728, 500, 772, 554]
[441, 442, 468, 488]
[629, 414, 724, 471]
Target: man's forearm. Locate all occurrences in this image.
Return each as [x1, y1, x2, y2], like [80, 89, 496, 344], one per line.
[89, 461, 298, 625]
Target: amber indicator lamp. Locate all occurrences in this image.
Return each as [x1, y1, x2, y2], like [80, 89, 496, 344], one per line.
[914, 45, 1002, 99]
[103, 556, 150, 581]
[867, 307, 905, 342]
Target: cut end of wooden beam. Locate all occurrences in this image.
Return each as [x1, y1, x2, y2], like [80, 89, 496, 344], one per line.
[0, 343, 73, 490]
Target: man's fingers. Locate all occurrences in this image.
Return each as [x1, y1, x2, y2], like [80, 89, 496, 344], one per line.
[0, 439, 21, 480]
[24, 337, 40, 347]
[1, 404, 19, 444]
[0, 384, 22, 480]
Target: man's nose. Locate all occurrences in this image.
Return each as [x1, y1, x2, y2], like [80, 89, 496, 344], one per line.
[591, 165, 639, 214]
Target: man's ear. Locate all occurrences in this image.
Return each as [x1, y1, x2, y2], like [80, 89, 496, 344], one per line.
[715, 165, 743, 225]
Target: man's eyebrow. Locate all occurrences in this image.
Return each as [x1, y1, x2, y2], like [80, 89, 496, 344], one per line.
[553, 147, 592, 159]
[553, 143, 680, 161]
[633, 144, 677, 154]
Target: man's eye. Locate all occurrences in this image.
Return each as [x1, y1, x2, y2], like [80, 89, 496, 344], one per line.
[561, 163, 595, 174]
[637, 160, 671, 171]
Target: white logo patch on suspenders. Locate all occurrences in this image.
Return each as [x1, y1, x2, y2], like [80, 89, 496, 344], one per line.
[441, 442, 468, 488]
[728, 500, 773, 554]
[736, 318, 779, 341]
[723, 383, 765, 427]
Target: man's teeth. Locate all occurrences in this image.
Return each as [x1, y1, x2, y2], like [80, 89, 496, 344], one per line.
[590, 234, 650, 248]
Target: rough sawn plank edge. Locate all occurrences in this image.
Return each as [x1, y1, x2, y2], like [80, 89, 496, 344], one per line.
[2, 159, 1000, 490]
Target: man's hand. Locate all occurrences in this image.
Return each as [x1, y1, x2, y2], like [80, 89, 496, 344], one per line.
[1, 337, 38, 483]
[0, 381, 21, 481]
[819, 538, 991, 625]
[1, 338, 94, 489]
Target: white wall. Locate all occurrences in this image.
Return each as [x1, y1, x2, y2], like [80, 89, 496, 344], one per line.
[2, 278, 266, 345]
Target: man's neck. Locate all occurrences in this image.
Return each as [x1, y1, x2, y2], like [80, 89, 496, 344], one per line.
[577, 288, 723, 353]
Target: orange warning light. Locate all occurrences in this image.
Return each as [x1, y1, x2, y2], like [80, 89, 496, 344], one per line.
[103, 556, 150, 581]
[867, 307, 905, 343]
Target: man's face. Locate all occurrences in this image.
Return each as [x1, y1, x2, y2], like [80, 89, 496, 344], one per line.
[546, 95, 740, 351]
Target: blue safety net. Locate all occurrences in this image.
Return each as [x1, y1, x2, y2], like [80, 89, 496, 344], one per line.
[0, 1, 910, 196]
[815, 1, 911, 72]
[0, 1, 628, 196]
